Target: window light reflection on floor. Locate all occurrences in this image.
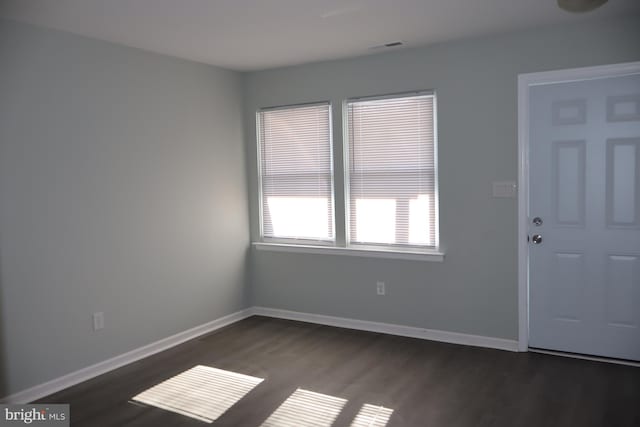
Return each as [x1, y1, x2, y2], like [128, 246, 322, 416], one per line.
[260, 388, 347, 427]
[131, 365, 263, 423]
[350, 403, 394, 427]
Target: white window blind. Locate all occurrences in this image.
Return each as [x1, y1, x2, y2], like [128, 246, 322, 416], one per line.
[258, 103, 334, 242]
[346, 93, 437, 248]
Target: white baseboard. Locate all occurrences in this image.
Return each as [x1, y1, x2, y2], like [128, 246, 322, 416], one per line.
[2, 306, 519, 404]
[1, 308, 254, 404]
[529, 348, 640, 367]
[252, 307, 519, 352]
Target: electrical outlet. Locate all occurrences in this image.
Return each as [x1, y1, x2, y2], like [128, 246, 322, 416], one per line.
[376, 281, 386, 296]
[93, 312, 104, 331]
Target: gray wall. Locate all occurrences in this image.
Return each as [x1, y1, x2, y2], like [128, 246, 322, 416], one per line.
[0, 20, 248, 396]
[244, 16, 640, 340]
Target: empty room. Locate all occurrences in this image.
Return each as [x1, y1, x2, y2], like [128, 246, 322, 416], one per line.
[1, 0, 639, 426]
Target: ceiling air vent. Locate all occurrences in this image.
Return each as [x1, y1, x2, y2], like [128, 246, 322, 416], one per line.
[557, 0, 607, 12]
[369, 41, 404, 50]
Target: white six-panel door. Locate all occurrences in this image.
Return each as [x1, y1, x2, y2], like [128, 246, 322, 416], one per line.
[528, 71, 640, 361]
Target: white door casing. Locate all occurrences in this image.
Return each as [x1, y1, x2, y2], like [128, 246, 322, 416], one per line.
[518, 62, 640, 361]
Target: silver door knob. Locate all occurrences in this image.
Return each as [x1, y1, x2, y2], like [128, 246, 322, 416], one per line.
[532, 234, 542, 244]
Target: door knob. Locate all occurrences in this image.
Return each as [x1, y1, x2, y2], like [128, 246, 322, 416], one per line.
[532, 234, 542, 244]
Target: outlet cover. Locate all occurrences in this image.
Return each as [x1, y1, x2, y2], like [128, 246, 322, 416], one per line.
[93, 312, 104, 331]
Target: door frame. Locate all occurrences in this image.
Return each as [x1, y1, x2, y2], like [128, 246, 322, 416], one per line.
[517, 61, 640, 352]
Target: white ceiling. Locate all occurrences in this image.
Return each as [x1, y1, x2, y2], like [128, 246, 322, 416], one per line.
[1, 0, 638, 71]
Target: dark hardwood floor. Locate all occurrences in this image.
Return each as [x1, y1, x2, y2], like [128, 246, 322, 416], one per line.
[37, 316, 640, 426]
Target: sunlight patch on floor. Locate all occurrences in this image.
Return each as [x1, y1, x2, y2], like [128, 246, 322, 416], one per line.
[131, 365, 263, 423]
[350, 403, 394, 427]
[260, 388, 347, 427]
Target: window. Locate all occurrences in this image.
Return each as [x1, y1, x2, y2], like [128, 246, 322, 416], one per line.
[256, 92, 440, 258]
[257, 103, 334, 243]
[345, 93, 438, 249]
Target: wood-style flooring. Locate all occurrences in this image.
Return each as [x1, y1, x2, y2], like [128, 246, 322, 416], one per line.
[38, 316, 640, 426]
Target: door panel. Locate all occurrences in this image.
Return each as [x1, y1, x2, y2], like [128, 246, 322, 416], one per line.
[606, 139, 640, 227]
[550, 252, 584, 322]
[604, 255, 638, 327]
[529, 73, 640, 361]
[553, 140, 586, 226]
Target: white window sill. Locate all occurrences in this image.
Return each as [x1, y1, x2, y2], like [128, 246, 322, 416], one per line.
[252, 242, 445, 262]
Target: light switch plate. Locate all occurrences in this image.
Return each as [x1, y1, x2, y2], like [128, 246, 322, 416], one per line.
[492, 181, 517, 198]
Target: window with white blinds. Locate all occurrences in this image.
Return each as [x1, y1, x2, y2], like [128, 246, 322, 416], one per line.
[257, 103, 334, 242]
[346, 93, 438, 248]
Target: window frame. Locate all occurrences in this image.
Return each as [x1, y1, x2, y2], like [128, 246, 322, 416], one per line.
[343, 90, 440, 251]
[256, 101, 336, 246]
[253, 91, 443, 261]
